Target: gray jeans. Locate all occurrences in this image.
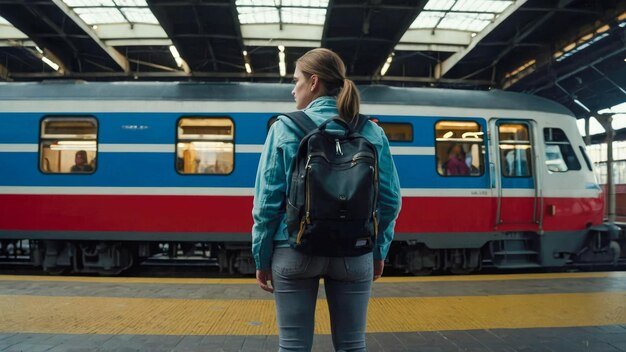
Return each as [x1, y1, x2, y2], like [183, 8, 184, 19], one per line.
[271, 247, 373, 352]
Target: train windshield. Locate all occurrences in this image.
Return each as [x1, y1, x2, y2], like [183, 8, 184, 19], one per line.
[543, 127, 581, 172]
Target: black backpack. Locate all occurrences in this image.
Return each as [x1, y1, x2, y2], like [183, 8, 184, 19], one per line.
[282, 111, 379, 257]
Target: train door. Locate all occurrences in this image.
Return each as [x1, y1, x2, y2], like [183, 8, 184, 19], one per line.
[489, 119, 540, 228]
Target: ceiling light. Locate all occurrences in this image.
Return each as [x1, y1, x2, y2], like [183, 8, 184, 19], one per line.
[42, 56, 60, 71]
[380, 53, 394, 76]
[242, 50, 252, 74]
[278, 46, 286, 77]
[574, 99, 591, 112]
[169, 45, 184, 68]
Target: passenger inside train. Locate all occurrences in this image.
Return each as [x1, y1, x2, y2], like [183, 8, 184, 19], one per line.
[443, 144, 470, 176]
[435, 120, 484, 176]
[70, 150, 94, 173]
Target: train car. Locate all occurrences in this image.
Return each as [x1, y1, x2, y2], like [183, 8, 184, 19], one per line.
[0, 82, 623, 275]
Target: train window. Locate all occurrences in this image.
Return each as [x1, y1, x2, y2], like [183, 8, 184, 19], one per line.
[39, 117, 98, 174]
[499, 123, 532, 177]
[379, 123, 413, 142]
[435, 121, 484, 176]
[176, 117, 234, 175]
[543, 128, 581, 172]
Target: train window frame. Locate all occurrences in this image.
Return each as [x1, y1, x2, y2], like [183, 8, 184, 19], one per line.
[498, 122, 533, 178]
[543, 128, 582, 173]
[175, 116, 235, 176]
[579, 145, 593, 171]
[434, 120, 485, 177]
[38, 116, 99, 175]
[378, 122, 413, 142]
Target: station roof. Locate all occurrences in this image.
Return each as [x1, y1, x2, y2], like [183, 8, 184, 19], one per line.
[0, 0, 625, 118]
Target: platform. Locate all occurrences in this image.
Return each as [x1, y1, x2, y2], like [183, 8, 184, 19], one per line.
[0, 272, 626, 351]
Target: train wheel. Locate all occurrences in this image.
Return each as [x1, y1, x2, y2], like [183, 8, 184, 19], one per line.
[405, 244, 439, 275]
[446, 249, 481, 274]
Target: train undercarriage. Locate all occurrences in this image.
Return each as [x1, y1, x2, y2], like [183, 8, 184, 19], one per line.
[0, 225, 624, 275]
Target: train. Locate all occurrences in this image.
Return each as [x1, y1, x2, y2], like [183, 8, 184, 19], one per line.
[0, 81, 623, 275]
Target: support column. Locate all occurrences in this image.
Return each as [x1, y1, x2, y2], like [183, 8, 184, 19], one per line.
[596, 113, 615, 222]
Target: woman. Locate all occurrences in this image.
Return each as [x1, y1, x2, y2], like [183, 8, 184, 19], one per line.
[444, 144, 470, 176]
[252, 48, 401, 351]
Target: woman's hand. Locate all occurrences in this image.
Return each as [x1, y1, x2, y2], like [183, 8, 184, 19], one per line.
[256, 269, 274, 293]
[373, 260, 384, 281]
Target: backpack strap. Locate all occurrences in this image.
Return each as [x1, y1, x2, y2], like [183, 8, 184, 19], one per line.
[282, 111, 318, 138]
[353, 114, 370, 133]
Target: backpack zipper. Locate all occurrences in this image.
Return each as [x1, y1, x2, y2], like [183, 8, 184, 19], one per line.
[351, 152, 375, 166]
[297, 156, 313, 245]
[335, 139, 343, 156]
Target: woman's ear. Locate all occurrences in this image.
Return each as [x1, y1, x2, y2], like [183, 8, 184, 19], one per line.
[310, 74, 319, 92]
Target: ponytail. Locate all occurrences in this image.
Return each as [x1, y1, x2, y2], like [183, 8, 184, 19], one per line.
[337, 78, 360, 122]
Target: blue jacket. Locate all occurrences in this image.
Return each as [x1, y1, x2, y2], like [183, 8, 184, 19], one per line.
[252, 96, 402, 270]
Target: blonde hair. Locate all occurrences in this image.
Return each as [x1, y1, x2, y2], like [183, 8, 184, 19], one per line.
[296, 48, 360, 122]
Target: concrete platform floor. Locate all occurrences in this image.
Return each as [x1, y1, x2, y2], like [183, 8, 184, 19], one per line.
[0, 272, 625, 351]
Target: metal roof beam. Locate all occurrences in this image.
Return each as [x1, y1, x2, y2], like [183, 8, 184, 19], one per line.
[127, 58, 178, 72]
[399, 28, 472, 48]
[519, 7, 601, 15]
[192, 4, 216, 71]
[91, 23, 168, 41]
[104, 39, 172, 46]
[435, 0, 528, 78]
[0, 39, 36, 47]
[6, 4, 76, 72]
[395, 43, 464, 52]
[50, 0, 130, 73]
[530, 43, 626, 94]
[0, 25, 28, 40]
[145, 2, 230, 8]
[228, 0, 244, 58]
[241, 24, 322, 47]
[371, 1, 426, 78]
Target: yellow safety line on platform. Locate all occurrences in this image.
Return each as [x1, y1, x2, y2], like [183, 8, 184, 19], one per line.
[0, 271, 625, 285]
[1, 292, 625, 335]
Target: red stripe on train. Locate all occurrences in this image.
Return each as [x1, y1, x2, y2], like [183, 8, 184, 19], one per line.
[0, 194, 603, 234]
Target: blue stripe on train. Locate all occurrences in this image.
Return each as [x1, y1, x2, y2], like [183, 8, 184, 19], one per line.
[0, 153, 534, 189]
